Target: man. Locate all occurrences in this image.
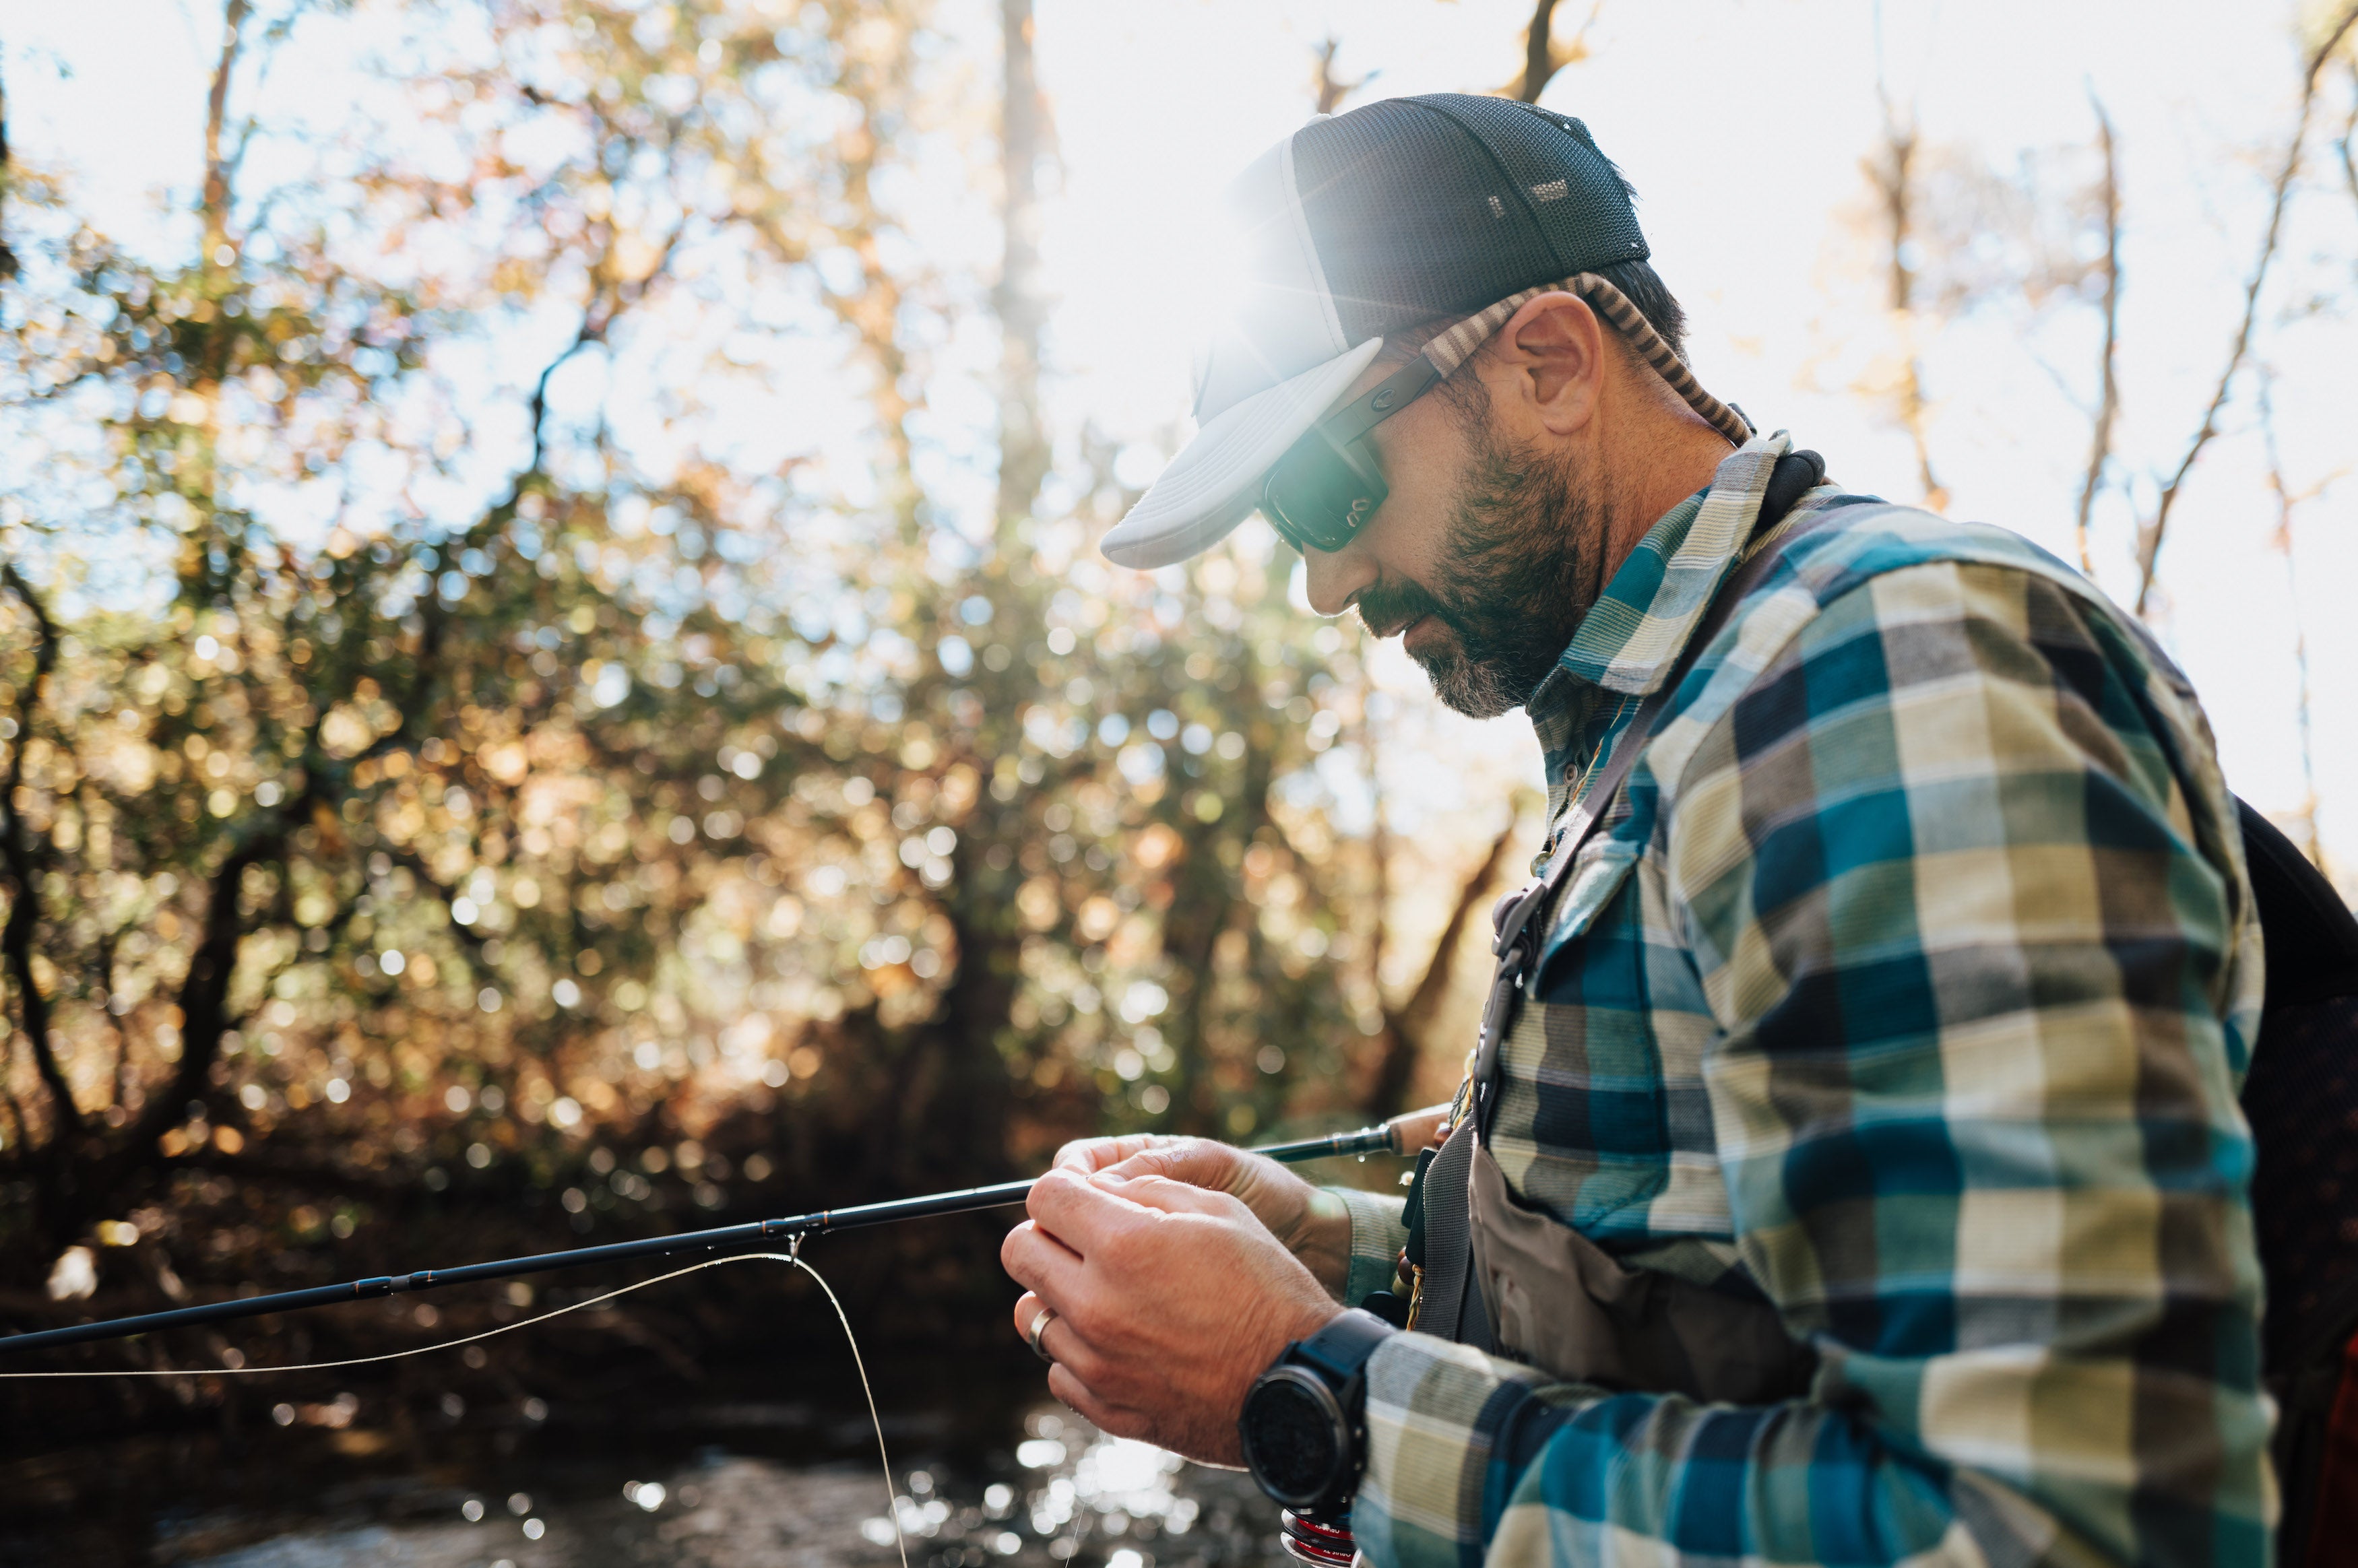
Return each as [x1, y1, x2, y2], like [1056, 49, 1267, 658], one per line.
[1000, 95, 2270, 1567]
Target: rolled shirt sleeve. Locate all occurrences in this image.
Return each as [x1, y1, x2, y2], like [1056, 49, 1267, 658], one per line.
[1345, 561, 2270, 1568]
[1326, 1185, 1411, 1307]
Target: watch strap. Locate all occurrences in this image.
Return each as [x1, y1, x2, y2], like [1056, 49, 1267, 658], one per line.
[1289, 1307, 1395, 1388]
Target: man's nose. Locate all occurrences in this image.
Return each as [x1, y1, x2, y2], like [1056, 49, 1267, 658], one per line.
[1300, 539, 1376, 619]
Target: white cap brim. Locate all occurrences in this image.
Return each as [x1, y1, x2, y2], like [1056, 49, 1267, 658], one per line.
[1101, 337, 1384, 569]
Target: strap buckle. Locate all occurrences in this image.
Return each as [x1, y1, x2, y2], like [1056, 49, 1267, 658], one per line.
[1473, 937, 1529, 1113]
[1490, 883, 1544, 961]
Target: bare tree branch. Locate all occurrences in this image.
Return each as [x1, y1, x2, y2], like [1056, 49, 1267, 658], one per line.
[1865, 79, 1947, 510]
[130, 826, 283, 1169]
[1515, 0, 1602, 103]
[2074, 90, 2122, 576]
[2256, 370, 2347, 872]
[1520, 0, 1560, 102]
[2133, 5, 2358, 616]
[369, 224, 684, 794]
[382, 844, 489, 967]
[200, 1, 250, 248]
[94, 919, 136, 1113]
[352, 251, 666, 762]
[499, 225, 682, 515]
[1310, 38, 1365, 115]
[0, 1076, 25, 1159]
[0, 563, 76, 1141]
[212, 3, 306, 216]
[1364, 812, 1519, 1117]
[2339, 57, 2358, 216]
[2340, 59, 2358, 207]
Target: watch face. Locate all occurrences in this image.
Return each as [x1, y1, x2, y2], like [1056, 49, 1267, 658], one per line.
[1242, 1369, 1347, 1509]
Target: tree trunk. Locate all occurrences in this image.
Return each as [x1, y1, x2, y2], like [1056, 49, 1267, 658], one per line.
[994, 0, 1050, 554]
[1364, 815, 1518, 1117]
[897, 0, 1058, 1184]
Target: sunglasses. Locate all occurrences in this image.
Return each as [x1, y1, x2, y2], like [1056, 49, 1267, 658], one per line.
[1259, 356, 1442, 554]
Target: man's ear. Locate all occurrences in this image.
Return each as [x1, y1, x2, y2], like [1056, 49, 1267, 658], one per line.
[1487, 292, 1605, 434]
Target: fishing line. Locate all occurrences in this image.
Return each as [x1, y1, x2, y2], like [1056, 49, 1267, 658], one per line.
[0, 1116, 1434, 1359]
[0, 1249, 909, 1568]
[0, 1116, 1440, 1558]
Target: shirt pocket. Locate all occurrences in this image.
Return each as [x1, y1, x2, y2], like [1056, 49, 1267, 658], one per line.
[1492, 836, 1669, 1233]
[1535, 836, 1643, 971]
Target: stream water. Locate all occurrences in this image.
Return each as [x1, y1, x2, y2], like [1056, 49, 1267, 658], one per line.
[1, 1359, 1285, 1568]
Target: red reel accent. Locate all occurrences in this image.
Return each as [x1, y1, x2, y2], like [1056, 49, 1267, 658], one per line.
[1279, 1510, 1356, 1567]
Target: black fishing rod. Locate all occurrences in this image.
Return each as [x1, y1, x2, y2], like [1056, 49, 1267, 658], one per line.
[0, 1110, 1444, 1358]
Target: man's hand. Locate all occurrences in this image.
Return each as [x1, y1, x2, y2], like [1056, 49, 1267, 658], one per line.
[1048, 1135, 1356, 1297]
[1002, 1167, 1342, 1466]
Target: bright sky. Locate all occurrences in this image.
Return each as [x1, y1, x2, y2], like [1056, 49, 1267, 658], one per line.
[6, 0, 2354, 894]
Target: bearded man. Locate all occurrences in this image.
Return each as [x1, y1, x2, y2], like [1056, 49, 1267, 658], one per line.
[999, 95, 2270, 1568]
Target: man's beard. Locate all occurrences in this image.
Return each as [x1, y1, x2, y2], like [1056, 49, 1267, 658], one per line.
[1353, 420, 1598, 719]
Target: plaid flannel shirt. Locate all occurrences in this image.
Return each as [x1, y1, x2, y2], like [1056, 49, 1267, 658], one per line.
[1327, 434, 2270, 1567]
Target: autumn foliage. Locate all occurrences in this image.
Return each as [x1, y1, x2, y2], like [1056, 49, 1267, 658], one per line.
[0, 0, 1431, 1369]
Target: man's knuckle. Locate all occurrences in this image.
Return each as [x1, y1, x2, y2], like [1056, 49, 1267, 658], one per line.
[1095, 1227, 1145, 1270]
[1059, 1283, 1108, 1337]
[1027, 1169, 1076, 1216]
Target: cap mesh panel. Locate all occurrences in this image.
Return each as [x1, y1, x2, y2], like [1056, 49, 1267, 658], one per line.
[1291, 95, 1649, 345]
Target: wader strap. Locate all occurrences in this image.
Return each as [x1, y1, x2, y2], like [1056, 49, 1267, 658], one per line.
[1412, 1117, 1486, 1348]
[1422, 457, 1847, 1357]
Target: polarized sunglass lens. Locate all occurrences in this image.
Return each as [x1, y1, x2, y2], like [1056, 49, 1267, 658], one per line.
[1267, 459, 1363, 554]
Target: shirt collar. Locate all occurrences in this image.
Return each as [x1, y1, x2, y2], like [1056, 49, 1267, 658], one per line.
[1525, 432, 1795, 731]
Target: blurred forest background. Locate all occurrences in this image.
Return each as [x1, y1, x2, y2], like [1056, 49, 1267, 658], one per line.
[0, 0, 2352, 1497]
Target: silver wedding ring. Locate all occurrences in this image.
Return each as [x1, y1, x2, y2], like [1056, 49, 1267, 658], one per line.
[1026, 1306, 1058, 1363]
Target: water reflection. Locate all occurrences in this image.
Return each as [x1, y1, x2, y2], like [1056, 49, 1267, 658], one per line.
[169, 1408, 1278, 1568]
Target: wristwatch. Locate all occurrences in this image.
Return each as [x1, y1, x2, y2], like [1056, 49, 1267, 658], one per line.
[1238, 1307, 1396, 1524]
